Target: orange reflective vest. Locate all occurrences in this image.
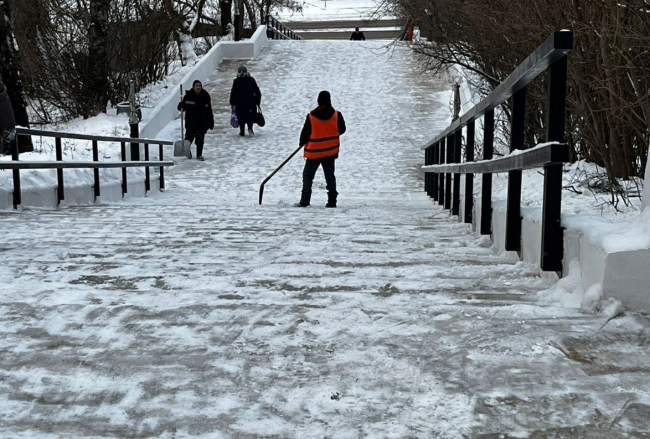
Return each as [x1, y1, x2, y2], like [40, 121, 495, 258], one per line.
[304, 111, 340, 159]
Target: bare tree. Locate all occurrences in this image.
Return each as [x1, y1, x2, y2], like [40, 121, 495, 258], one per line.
[382, 0, 650, 194]
[0, 0, 32, 150]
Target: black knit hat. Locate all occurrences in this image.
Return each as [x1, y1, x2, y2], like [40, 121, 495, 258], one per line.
[238, 65, 247, 73]
[317, 90, 331, 106]
[192, 79, 202, 87]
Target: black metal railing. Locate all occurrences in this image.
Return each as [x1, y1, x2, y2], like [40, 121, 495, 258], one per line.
[422, 31, 572, 273]
[6, 128, 174, 209]
[265, 16, 303, 40]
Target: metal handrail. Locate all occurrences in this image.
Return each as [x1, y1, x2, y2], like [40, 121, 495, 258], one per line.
[7, 128, 174, 209]
[265, 16, 304, 40]
[423, 143, 569, 174]
[15, 128, 174, 145]
[0, 161, 173, 169]
[422, 31, 573, 274]
[422, 31, 572, 149]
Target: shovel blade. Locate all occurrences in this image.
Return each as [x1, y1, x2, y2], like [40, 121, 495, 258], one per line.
[174, 140, 191, 157]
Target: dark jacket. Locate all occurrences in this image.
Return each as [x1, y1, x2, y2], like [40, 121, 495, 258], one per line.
[229, 75, 261, 124]
[350, 31, 365, 41]
[299, 105, 346, 155]
[177, 88, 214, 131]
[0, 76, 16, 131]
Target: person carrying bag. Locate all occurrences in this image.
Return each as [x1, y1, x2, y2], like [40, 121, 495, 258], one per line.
[229, 65, 262, 137]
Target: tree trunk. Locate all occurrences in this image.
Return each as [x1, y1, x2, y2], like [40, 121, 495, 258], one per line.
[220, 0, 232, 35]
[244, 0, 257, 30]
[85, 0, 111, 117]
[0, 0, 31, 151]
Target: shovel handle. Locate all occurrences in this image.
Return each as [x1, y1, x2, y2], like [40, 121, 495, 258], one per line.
[179, 85, 184, 134]
[258, 144, 305, 205]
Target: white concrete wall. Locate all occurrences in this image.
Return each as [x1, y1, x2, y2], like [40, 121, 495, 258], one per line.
[1, 175, 162, 209]
[458, 178, 650, 311]
[446, 67, 650, 312]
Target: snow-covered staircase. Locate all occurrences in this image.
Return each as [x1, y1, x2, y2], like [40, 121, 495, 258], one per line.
[1, 40, 649, 438]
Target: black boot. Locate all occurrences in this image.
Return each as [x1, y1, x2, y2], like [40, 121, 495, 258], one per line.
[326, 192, 337, 208]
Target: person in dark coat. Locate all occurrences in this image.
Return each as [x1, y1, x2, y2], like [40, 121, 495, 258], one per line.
[350, 27, 366, 41]
[177, 79, 214, 160]
[0, 74, 16, 155]
[229, 65, 261, 137]
[296, 90, 346, 208]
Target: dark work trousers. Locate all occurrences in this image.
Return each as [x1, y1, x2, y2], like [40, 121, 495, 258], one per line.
[300, 156, 338, 206]
[185, 128, 206, 157]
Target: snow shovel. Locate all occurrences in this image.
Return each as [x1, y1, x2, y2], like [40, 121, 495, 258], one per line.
[174, 85, 191, 158]
[259, 144, 305, 205]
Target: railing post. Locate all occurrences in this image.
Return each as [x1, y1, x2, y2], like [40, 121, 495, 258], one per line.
[424, 147, 432, 197]
[55, 137, 64, 205]
[144, 143, 151, 193]
[234, 0, 241, 41]
[12, 133, 21, 209]
[541, 54, 568, 272]
[480, 110, 494, 235]
[438, 138, 445, 205]
[444, 134, 453, 210]
[432, 143, 439, 201]
[121, 141, 127, 197]
[129, 76, 140, 161]
[464, 120, 475, 224]
[92, 139, 100, 200]
[505, 87, 526, 252]
[452, 130, 461, 216]
[159, 143, 165, 191]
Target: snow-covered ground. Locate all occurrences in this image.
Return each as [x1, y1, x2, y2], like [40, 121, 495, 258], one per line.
[1, 3, 649, 437]
[1, 39, 649, 438]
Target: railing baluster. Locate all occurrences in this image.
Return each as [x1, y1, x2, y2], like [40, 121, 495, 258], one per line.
[438, 138, 445, 205]
[159, 143, 165, 190]
[424, 147, 431, 197]
[121, 141, 127, 196]
[541, 54, 568, 273]
[55, 137, 64, 205]
[452, 130, 461, 216]
[92, 139, 100, 200]
[464, 120, 475, 224]
[445, 134, 453, 210]
[12, 132, 21, 208]
[144, 143, 151, 193]
[432, 143, 439, 201]
[480, 110, 494, 235]
[505, 87, 526, 252]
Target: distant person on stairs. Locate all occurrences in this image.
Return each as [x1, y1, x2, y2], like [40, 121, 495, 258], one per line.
[350, 27, 366, 41]
[229, 65, 262, 137]
[177, 79, 214, 161]
[296, 91, 346, 208]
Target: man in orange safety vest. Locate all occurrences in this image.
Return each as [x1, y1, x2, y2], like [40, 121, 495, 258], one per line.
[296, 90, 346, 208]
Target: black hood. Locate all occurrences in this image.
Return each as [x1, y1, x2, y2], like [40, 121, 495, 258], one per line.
[310, 105, 336, 121]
